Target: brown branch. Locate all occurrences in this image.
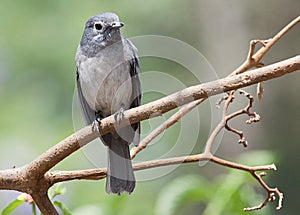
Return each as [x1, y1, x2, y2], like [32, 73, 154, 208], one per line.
[0, 55, 298, 189]
[202, 86, 282, 210]
[47, 153, 281, 212]
[46, 153, 274, 182]
[25, 126, 99, 179]
[131, 16, 300, 158]
[244, 172, 283, 211]
[132, 54, 300, 158]
[252, 16, 300, 64]
[18, 55, 298, 183]
[232, 15, 300, 75]
[46, 169, 107, 184]
[210, 156, 276, 173]
[204, 91, 235, 155]
[0, 17, 298, 214]
[204, 88, 259, 154]
[209, 156, 282, 211]
[44, 86, 287, 212]
[31, 192, 58, 215]
[222, 90, 261, 147]
[47, 154, 209, 185]
[0, 53, 298, 215]
[130, 98, 205, 159]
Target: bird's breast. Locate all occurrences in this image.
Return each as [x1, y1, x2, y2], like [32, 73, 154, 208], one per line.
[77, 51, 132, 117]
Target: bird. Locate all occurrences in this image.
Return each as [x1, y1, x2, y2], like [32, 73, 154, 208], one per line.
[75, 12, 141, 195]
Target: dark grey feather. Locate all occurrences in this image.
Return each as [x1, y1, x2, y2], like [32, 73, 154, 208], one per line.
[124, 37, 141, 146]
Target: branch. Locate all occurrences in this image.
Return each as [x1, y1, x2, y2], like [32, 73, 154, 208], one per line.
[206, 89, 282, 210]
[132, 15, 300, 158]
[0, 54, 298, 214]
[46, 153, 271, 182]
[244, 172, 283, 211]
[131, 98, 205, 159]
[223, 90, 260, 147]
[31, 192, 58, 215]
[0, 16, 299, 214]
[47, 153, 282, 211]
[233, 15, 300, 75]
[35, 56, 300, 184]
[0, 56, 299, 189]
[26, 55, 300, 176]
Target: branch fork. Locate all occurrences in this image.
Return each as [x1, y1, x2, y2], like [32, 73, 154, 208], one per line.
[0, 16, 299, 214]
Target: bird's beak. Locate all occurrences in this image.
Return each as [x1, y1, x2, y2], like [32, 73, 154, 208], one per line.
[111, 21, 124, 29]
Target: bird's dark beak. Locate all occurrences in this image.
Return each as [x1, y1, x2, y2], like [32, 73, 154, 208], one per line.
[111, 21, 124, 29]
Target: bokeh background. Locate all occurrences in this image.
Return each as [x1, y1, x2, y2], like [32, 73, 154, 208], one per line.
[0, 0, 299, 214]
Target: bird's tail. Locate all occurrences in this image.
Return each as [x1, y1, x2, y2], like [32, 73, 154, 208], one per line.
[106, 136, 135, 194]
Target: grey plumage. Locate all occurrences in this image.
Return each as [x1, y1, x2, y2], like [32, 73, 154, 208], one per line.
[75, 12, 141, 194]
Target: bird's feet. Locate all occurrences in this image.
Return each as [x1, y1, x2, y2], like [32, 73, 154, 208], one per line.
[92, 112, 102, 133]
[114, 104, 125, 125]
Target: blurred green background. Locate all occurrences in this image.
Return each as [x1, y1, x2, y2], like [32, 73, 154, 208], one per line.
[0, 0, 299, 214]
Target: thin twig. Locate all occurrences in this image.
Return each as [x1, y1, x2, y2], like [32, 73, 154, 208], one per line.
[0, 56, 298, 193]
[0, 17, 298, 214]
[214, 90, 261, 147]
[47, 152, 282, 212]
[203, 84, 283, 211]
[131, 16, 300, 159]
[46, 153, 275, 183]
[30, 55, 300, 177]
[244, 172, 283, 211]
[232, 15, 300, 75]
[204, 92, 234, 155]
[209, 156, 282, 211]
[252, 16, 300, 64]
[131, 98, 205, 159]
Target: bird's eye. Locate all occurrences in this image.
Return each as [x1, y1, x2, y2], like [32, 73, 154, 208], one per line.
[94, 23, 103, 31]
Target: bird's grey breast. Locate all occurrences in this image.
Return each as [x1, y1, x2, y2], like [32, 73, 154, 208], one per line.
[76, 41, 133, 116]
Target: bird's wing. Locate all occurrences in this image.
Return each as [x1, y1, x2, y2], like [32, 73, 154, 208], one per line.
[124, 38, 142, 146]
[76, 68, 95, 125]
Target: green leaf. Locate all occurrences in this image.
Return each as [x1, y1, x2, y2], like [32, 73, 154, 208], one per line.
[49, 185, 67, 199]
[53, 201, 72, 215]
[1, 199, 24, 215]
[54, 186, 67, 196]
[32, 203, 37, 215]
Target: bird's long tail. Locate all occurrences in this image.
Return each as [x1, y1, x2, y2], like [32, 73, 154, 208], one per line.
[106, 136, 135, 194]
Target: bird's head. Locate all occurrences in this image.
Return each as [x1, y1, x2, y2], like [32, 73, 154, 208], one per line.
[80, 12, 124, 52]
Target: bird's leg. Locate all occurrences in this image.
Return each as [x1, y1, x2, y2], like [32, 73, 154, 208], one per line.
[92, 112, 102, 133]
[115, 104, 125, 125]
